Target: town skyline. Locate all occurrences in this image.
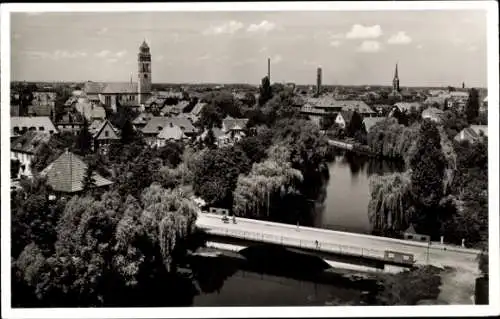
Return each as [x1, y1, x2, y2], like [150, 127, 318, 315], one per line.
[10, 10, 487, 87]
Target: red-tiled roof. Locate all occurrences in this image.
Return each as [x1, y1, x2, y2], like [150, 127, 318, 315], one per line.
[41, 150, 113, 193]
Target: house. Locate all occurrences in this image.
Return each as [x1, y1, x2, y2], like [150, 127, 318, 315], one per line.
[11, 131, 52, 178]
[132, 112, 154, 130]
[56, 113, 84, 135]
[89, 119, 121, 154]
[40, 150, 113, 194]
[470, 125, 488, 137]
[393, 102, 422, 113]
[198, 127, 230, 147]
[362, 117, 386, 133]
[335, 110, 355, 129]
[454, 127, 482, 144]
[222, 117, 249, 134]
[423, 96, 447, 109]
[421, 107, 444, 123]
[403, 224, 430, 243]
[190, 102, 207, 117]
[161, 100, 190, 116]
[337, 100, 376, 118]
[156, 123, 188, 147]
[74, 97, 106, 121]
[11, 116, 58, 138]
[141, 116, 197, 146]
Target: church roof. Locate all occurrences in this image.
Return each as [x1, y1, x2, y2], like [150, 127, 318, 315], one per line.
[83, 81, 138, 94]
[140, 40, 149, 50]
[142, 116, 197, 135]
[102, 82, 138, 94]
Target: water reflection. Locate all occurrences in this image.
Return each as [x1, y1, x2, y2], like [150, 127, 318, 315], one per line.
[189, 245, 379, 306]
[316, 153, 404, 234]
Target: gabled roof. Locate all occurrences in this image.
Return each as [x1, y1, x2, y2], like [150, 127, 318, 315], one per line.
[455, 127, 479, 142]
[83, 81, 106, 94]
[362, 117, 386, 133]
[404, 224, 417, 234]
[470, 125, 487, 137]
[28, 104, 54, 117]
[162, 100, 190, 115]
[91, 120, 120, 139]
[157, 124, 187, 140]
[394, 102, 422, 112]
[142, 116, 197, 135]
[222, 117, 249, 132]
[337, 100, 375, 114]
[422, 107, 444, 118]
[132, 112, 154, 125]
[338, 110, 354, 124]
[11, 131, 52, 154]
[11, 116, 57, 135]
[190, 102, 207, 116]
[40, 150, 113, 193]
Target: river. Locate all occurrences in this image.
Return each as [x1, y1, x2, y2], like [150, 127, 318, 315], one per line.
[188, 152, 403, 307]
[313, 152, 405, 234]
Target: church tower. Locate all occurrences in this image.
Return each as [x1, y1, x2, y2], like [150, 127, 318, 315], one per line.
[392, 63, 400, 93]
[138, 40, 152, 105]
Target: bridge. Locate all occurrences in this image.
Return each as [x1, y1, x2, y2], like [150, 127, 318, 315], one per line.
[195, 212, 481, 272]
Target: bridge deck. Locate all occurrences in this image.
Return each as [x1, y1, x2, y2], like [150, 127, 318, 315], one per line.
[196, 213, 480, 271]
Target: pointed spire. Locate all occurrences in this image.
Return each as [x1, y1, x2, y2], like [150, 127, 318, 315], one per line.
[394, 62, 399, 79]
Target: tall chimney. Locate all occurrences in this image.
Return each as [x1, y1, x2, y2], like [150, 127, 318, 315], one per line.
[267, 58, 271, 83]
[316, 66, 322, 96]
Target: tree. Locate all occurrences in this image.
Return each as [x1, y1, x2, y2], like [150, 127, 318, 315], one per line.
[76, 118, 93, 155]
[193, 146, 250, 208]
[11, 159, 21, 178]
[198, 103, 223, 129]
[120, 119, 137, 144]
[242, 92, 257, 108]
[345, 111, 365, 138]
[258, 76, 273, 106]
[465, 88, 480, 124]
[82, 163, 96, 193]
[368, 172, 413, 236]
[203, 128, 216, 149]
[409, 119, 447, 235]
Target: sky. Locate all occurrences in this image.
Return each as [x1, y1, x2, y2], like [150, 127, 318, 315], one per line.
[10, 10, 488, 87]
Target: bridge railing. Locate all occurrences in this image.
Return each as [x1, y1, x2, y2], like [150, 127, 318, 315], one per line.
[204, 226, 387, 260]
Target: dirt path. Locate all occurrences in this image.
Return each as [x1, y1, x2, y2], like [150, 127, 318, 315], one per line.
[437, 265, 479, 304]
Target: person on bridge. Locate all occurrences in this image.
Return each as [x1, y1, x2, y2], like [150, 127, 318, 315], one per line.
[232, 215, 237, 224]
[315, 240, 319, 249]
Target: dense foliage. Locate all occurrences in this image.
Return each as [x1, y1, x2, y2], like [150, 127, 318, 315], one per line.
[12, 184, 199, 307]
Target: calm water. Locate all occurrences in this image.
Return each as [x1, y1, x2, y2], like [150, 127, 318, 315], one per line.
[190, 246, 379, 306]
[314, 152, 404, 234]
[189, 153, 402, 307]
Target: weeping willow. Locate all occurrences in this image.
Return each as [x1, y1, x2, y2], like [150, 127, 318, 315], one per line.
[368, 171, 413, 235]
[233, 158, 303, 218]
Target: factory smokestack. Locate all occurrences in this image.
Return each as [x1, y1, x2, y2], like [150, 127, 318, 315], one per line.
[267, 58, 271, 83]
[316, 66, 322, 96]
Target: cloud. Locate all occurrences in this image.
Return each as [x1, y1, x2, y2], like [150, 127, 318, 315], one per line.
[203, 20, 244, 35]
[107, 58, 118, 63]
[95, 50, 127, 59]
[346, 24, 382, 39]
[259, 47, 268, 53]
[303, 59, 318, 66]
[115, 50, 127, 58]
[357, 41, 382, 53]
[247, 20, 276, 33]
[330, 40, 341, 47]
[416, 44, 423, 50]
[387, 31, 412, 45]
[97, 27, 108, 35]
[23, 50, 87, 60]
[157, 55, 164, 61]
[95, 50, 111, 58]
